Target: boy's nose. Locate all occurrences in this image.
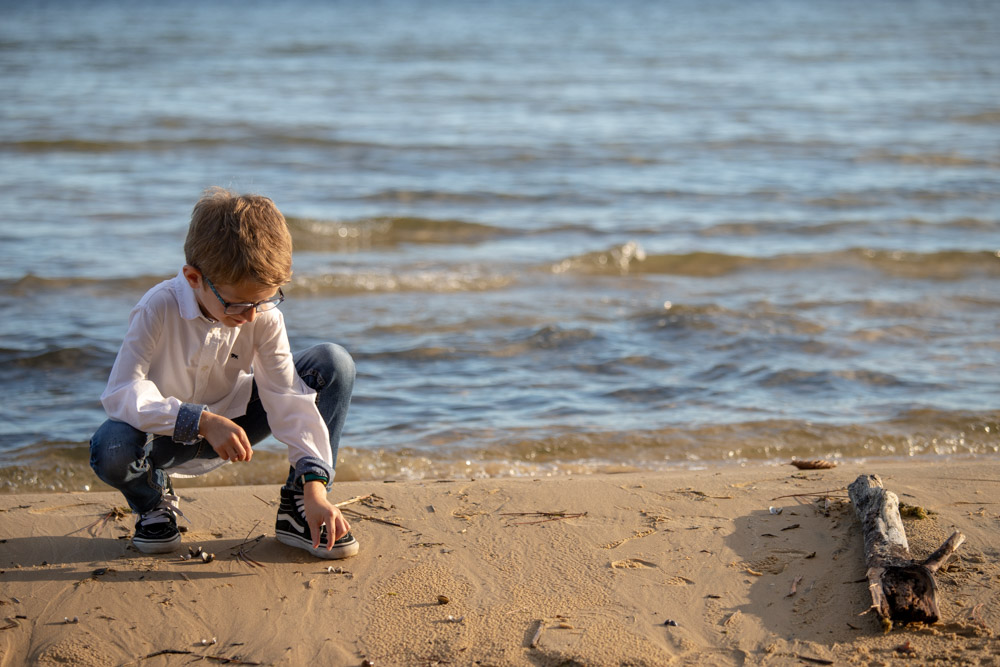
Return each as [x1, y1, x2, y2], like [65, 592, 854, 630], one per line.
[234, 308, 256, 325]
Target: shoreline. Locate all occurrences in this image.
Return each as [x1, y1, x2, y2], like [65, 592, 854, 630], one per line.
[1, 459, 998, 666]
[4, 449, 1000, 497]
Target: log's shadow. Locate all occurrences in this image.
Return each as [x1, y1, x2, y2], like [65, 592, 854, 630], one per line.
[722, 500, 879, 645]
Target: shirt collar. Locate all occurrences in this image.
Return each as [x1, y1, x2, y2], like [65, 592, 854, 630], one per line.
[174, 268, 217, 323]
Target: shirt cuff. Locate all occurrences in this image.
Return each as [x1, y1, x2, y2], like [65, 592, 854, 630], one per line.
[293, 456, 334, 490]
[174, 403, 207, 444]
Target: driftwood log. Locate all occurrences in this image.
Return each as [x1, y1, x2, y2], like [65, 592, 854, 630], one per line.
[848, 474, 965, 629]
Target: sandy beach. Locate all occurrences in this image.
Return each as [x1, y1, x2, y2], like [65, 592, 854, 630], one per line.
[1, 458, 998, 666]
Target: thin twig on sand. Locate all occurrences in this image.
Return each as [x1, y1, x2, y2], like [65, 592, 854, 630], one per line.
[335, 494, 407, 528]
[334, 494, 374, 508]
[228, 521, 266, 568]
[529, 620, 544, 648]
[119, 648, 262, 666]
[67, 506, 130, 537]
[340, 507, 406, 529]
[501, 511, 588, 525]
[252, 494, 273, 507]
[770, 489, 848, 502]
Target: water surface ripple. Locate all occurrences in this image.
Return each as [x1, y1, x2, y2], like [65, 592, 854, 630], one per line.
[1, 0, 998, 491]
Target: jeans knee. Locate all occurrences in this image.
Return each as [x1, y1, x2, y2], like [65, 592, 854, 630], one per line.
[90, 420, 145, 486]
[308, 343, 356, 390]
[328, 343, 356, 385]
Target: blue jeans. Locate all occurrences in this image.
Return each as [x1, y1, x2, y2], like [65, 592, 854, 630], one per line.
[90, 343, 355, 515]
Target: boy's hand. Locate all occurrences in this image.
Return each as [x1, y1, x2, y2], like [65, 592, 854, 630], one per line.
[199, 411, 253, 462]
[303, 481, 351, 550]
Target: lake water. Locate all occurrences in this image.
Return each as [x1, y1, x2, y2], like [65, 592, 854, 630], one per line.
[1, 0, 999, 492]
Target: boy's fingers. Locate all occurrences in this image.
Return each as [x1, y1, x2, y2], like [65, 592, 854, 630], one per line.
[238, 430, 252, 461]
[311, 520, 323, 549]
[226, 435, 249, 461]
[330, 515, 341, 549]
[336, 516, 350, 541]
[321, 514, 333, 550]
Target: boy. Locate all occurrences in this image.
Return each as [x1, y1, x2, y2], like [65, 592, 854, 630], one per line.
[90, 187, 358, 559]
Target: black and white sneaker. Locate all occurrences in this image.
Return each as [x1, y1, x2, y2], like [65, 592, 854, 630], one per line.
[275, 487, 359, 559]
[132, 492, 183, 554]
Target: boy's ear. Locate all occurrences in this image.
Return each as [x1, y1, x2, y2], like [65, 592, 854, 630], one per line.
[182, 265, 203, 289]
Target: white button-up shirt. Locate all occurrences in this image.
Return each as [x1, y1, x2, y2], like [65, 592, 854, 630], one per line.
[100, 270, 331, 478]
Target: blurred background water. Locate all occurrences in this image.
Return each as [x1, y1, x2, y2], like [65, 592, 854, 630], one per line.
[1, 0, 998, 492]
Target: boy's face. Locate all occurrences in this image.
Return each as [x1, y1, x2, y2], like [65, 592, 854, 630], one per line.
[182, 265, 281, 327]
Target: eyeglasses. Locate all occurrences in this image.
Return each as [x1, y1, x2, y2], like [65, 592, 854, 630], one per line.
[204, 276, 284, 315]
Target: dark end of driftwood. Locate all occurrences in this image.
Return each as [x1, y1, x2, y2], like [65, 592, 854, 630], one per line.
[848, 474, 965, 629]
[880, 563, 939, 625]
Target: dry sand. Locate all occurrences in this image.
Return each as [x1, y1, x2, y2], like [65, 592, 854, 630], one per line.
[1, 458, 998, 666]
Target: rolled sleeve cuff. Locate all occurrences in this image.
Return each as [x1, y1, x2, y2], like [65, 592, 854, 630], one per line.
[293, 456, 334, 490]
[174, 403, 207, 444]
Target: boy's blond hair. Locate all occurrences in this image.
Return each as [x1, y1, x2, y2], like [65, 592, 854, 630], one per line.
[184, 187, 293, 287]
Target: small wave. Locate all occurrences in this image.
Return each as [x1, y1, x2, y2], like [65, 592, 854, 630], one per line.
[934, 217, 1000, 230]
[489, 325, 597, 357]
[699, 217, 998, 238]
[9, 346, 106, 370]
[292, 268, 515, 295]
[807, 189, 998, 207]
[630, 303, 730, 332]
[804, 194, 889, 208]
[478, 410, 1000, 466]
[698, 220, 863, 238]
[955, 110, 1000, 125]
[286, 215, 513, 250]
[604, 386, 685, 403]
[632, 303, 828, 344]
[857, 150, 999, 169]
[552, 244, 766, 277]
[1, 273, 170, 295]
[551, 241, 649, 275]
[358, 345, 463, 362]
[364, 313, 542, 337]
[756, 368, 921, 392]
[6, 137, 231, 152]
[856, 248, 1000, 280]
[550, 245, 1000, 279]
[523, 325, 594, 350]
[357, 324, 598, 361]
[359, 189, 553, 204]
[896, 217, 999, 232]
[849, 324, 938, 343]
[2, 134, 392, 154]
[2, 410, 997, 492]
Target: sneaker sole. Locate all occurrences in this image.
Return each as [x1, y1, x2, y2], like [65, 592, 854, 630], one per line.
[275, 530, 359, 559]
[132, 533, 182, 554]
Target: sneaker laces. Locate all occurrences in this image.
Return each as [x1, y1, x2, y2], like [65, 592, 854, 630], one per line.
[139, 492, 187, 527]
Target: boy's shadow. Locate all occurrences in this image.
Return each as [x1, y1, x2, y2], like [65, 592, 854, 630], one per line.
[0, 534, 299, 583]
